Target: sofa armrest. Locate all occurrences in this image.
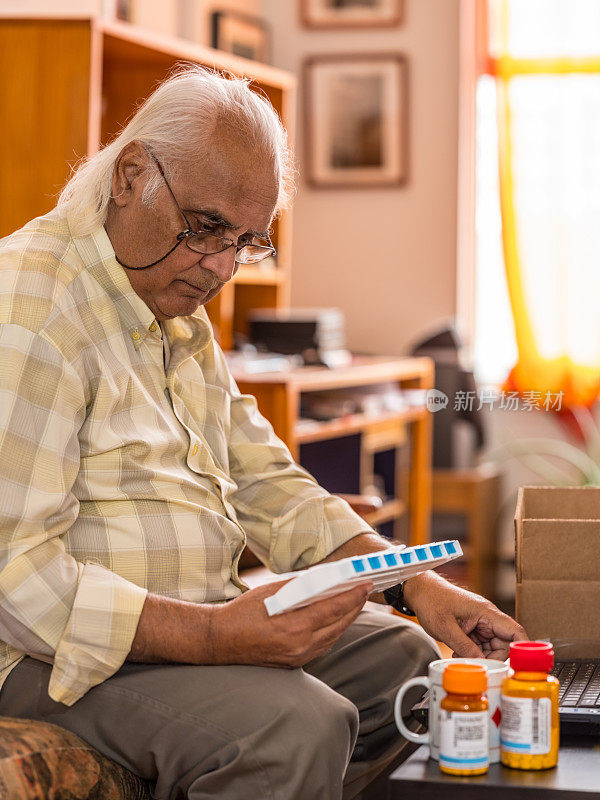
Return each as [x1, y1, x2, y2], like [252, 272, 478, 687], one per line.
[0, 716, 151, 800]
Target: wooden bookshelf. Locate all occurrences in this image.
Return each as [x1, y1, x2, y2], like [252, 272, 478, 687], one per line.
[231, 355, 434, 546]
[0, 15, 296, 351]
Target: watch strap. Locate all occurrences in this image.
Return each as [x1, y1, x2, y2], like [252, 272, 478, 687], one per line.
[383, 582, 416, 616]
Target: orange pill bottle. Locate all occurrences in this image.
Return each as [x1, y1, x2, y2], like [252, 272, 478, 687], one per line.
[501, 641, 559, 770]
[439, 663, 489, 776]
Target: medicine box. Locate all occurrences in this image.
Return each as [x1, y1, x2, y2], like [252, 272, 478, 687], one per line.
[264, 540, 462, 616]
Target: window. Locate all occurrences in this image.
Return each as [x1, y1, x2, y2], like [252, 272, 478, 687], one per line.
[473, 0, 600, 401]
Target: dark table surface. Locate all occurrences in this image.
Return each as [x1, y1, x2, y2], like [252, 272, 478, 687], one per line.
[389, 738, 600, 800]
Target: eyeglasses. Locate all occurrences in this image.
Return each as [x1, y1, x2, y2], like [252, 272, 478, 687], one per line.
[154, 153, 276, 265]
[116, 152, 277, 272]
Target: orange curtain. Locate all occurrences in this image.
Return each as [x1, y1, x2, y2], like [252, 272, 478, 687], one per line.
[492, 0, 600, 407]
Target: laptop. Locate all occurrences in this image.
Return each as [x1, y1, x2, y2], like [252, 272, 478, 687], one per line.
[552, 659, 600, 731]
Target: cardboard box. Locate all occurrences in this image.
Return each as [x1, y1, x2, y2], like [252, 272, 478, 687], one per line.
[515, 486, 600, 658]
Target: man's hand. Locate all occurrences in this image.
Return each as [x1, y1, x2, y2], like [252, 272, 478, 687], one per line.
[403, 572, 527, 660]
[208, 580, 372, 669]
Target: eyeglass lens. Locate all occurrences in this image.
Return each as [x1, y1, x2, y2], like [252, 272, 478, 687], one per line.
[185, 232, 274, 264]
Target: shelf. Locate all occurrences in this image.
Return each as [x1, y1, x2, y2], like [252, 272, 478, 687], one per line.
[98, 18, 296, 88]
[363, 498, 405, 527]
[233, 266, 286, 286]
[232, 355, 434, 391]
[296, 408, 426, 444]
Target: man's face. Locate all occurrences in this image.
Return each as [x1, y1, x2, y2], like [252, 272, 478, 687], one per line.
[106, 137, 278, 321]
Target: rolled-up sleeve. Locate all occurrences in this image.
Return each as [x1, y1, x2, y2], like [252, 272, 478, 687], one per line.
[0, 325, 147, 706]
[217, 347, 373, 572]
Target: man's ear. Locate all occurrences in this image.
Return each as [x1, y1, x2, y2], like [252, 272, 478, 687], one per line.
[111, 141, 149, 208]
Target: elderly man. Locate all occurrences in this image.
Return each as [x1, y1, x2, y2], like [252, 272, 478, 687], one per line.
[0, 67, 525, 799]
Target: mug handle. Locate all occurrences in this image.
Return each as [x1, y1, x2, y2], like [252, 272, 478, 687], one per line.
[394, 676, 430, 744]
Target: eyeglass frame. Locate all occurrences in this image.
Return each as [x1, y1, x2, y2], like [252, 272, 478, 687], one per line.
[115, 151, 277, 271]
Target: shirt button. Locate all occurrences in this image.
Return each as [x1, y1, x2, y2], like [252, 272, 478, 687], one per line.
[149, 322, 158, 332]
[131, 330, 141, 341]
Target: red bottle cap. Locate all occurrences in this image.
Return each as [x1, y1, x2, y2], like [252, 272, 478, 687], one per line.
[509, 641, 554, 672]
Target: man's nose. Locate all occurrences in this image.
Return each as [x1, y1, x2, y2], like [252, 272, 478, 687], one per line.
[200, 247, 238, 283]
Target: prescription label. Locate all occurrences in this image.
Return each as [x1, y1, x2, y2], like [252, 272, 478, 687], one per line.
[501, 696, 551, 755]
[439, 710, 489, 769]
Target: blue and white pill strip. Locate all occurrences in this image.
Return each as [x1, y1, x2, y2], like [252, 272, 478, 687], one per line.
[264, 540, 462, 616]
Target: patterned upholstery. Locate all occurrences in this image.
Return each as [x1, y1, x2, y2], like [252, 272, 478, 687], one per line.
[0, 717, 151, 799]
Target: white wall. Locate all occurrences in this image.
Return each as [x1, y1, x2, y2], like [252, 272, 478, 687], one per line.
[265, 0, 460, 356]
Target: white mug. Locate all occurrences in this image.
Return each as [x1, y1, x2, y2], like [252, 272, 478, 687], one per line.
[394, 658, 509, 763]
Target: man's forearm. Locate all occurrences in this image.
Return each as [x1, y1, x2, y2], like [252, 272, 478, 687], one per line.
[128, 593, 217, 664]
[127, 580, 372, 670]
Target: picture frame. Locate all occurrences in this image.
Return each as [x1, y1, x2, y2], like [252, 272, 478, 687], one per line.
[303, 54, 408, 188]
[301, 0, 403, 29]
[115, 0, 131, 21]
[210, 11, 271, 64]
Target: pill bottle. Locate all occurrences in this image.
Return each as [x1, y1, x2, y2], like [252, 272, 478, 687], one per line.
[501, 641, 559, 770]
[439, 663, 489, 776]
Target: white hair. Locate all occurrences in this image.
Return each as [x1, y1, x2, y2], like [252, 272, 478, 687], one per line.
[57, 65, 295, 235]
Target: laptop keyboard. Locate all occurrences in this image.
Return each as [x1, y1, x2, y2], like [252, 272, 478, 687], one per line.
[552, 661, 600, 708]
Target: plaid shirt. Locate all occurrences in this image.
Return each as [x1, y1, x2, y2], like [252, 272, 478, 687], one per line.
[0, 210, 369, 706]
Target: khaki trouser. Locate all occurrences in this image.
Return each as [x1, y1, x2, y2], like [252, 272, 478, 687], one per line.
[0, 608, 439, 800]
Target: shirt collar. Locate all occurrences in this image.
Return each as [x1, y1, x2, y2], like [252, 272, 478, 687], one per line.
[68, 213, 212, 355]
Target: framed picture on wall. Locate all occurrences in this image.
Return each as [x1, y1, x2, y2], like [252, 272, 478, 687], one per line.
[115, 0, 131, 21]
[210, 11, 271, 64]
[303, 54, 408, 188]
[301, 0, 403, 29]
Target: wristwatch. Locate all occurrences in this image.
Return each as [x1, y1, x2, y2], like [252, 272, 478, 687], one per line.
[383, 582, 416, 616]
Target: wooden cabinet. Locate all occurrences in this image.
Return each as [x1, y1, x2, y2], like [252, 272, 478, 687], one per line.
[0, 16, 295, 351]
[432, 465, 501, 599]
[232, 355, 434, 546]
